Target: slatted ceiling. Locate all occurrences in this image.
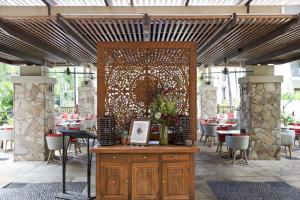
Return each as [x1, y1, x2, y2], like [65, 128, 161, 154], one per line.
[189, 0, 240, 5]
[0, 0, 45, 6]
[133, 0, 185, 6]
[111, 0, 131, 6]
[251, 0, 300, 5]
[0, 29, 64, 63]
[233, 24, 300, 62]
[199, 17, 292, 65]
[6, 18, 95, 64]
[53, 0, 106, 6]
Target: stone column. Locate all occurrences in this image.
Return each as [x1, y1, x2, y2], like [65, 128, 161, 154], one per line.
[239, 66, 283, 160]
[78, 80, 96, 118]
[12, 66, 55, 161]
[199, 85, 217, 119]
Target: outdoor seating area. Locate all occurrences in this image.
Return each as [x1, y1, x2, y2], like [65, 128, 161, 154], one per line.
[1, 1, 300, 200]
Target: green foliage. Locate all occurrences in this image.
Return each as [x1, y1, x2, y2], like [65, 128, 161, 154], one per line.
[281, 92, 300, 101]
[0, 63, 18, 125]
[281, 114, 294, 126]
[49, 67, 75, 107]
[150, 90, 178, 126]
[150, 94, 177, 116]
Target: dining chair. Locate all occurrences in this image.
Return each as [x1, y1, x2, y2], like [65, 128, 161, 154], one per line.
[281, 130, 295, 158]
[68, 126, 82, 155]
[198, 120, 205, 142]
[216, 127, 228, 154]
[203, 125, 217, 146]
[46, 134, 70, 164]
[0, 129, 14, 152]
[227, 135, 250, 164]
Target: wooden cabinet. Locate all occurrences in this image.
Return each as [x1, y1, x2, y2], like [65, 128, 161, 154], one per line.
[100, 163, 129, 200]
[162, 162, 189, 200]
[132, 162, 159, 200]
[92, 145, 199, 200]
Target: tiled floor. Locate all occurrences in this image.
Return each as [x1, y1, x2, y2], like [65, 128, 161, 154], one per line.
[1, 142, 300, 200]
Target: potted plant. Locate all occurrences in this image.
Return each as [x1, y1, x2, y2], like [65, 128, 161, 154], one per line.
[119, 130, 128, 145]
[150, 88, 179, 145]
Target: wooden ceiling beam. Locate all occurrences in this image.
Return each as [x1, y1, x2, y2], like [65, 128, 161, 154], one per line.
[258, 54, 300, 65]
[214, 14, 300, 65]
[0, 57, 35, 65]
[246, 42, 300, 65]
[57, 13, 97, 57]
[0, 44, 45, 65]
[0, 18, 81, 65]
[198, 13, 237, 57]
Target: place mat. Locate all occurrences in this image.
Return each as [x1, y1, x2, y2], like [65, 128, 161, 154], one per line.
[207, 181, 300, 200]
[0, 182, 86, 200]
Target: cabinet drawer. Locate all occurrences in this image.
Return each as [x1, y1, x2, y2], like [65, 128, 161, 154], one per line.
[132, 154, 159, 162]
[162, 154, 189, 161]
[101, 154, 130, 162]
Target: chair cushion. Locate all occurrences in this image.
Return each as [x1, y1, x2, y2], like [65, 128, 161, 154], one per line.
[47, 133, 63, 137]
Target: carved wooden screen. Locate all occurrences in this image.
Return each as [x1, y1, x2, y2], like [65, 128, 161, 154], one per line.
[97, 42, 197, 141]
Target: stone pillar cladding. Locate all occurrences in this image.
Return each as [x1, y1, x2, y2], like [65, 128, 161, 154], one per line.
[199, 85, 217, 119]
[239, 76, 283, 160]
[12, 76, 56, 161]
[78, 86, 96, 118]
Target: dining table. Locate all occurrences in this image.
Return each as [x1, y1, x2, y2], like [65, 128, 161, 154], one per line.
[216, 130, 241, 135]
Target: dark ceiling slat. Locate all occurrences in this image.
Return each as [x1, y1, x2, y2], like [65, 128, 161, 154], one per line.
[0, 18, 80, 65]
[246, 41, 300, 65]
[185, 0, 190, 6]
[57, 14, 97, 57]
[143, 13, 150, 41]
[41, 0, 51, 16]
[217, 16, 300, 65]
[0, 44, 45, 65]
[104, 0, 109, 6]
[197, 13, 236, 56]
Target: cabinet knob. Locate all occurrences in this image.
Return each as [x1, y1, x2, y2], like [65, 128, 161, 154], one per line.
[174, 155, 178, 158]
[125, 179, 128, 183]
[113, 156, 117, 159]
[163, 180, 166, 184]
[144, 156, 147, 159]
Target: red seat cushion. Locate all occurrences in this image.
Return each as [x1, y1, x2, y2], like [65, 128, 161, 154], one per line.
[68, 127, 80, 131]
[69, 137, 77, 142]
[47, 133, 63, 137]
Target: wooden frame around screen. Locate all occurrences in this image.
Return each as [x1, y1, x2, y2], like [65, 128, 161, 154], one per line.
[97, 42, 197, 141]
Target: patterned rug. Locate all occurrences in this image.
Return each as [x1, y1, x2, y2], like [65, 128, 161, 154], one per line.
[207, 181, 300, 200]
[0, 182, 86, 200]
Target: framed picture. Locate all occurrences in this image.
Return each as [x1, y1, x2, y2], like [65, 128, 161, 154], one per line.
[129, 119, 151, 145]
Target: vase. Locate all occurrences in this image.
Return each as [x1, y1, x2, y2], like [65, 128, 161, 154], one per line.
[160, 124, 168, 145]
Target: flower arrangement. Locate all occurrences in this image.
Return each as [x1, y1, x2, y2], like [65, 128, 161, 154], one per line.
[150, 88, 179, 126]
[281, 114, 294, 126]
[150, 88, 179, 144]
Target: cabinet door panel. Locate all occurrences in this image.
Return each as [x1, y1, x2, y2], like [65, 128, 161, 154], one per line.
[100, 163, 129, 200]
[162, 162, 189, 200]
[132, 162, 159, 200]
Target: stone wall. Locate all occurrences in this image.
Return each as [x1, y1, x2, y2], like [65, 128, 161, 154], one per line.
[240, 81, 281, 160]
[78, 86, 96, 118]
[13, 77, 55, 161]
[199, 86, 217, 119]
